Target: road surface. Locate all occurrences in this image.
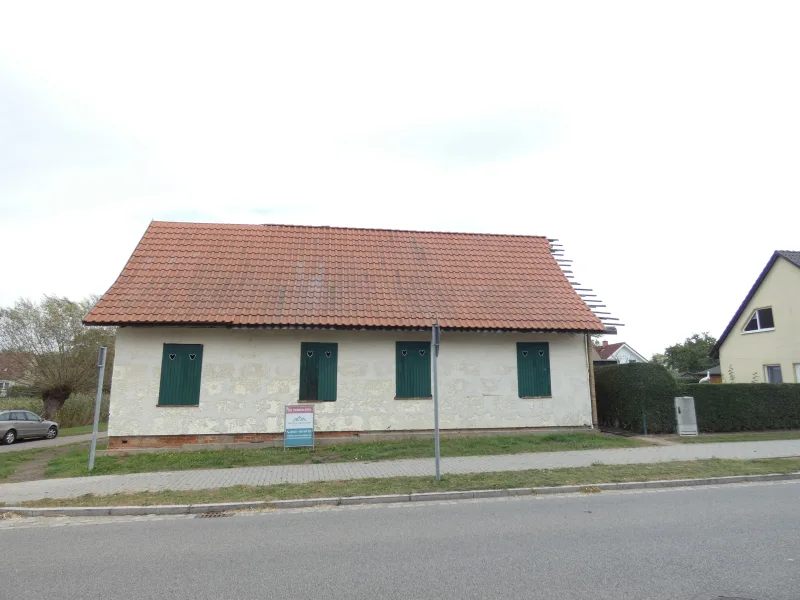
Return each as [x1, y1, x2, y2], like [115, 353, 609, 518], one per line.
[0, 431, 107, 453]
[4, 482, 799, 600]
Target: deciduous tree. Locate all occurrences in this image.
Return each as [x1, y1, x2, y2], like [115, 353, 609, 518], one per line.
[0, 296, 114, 419]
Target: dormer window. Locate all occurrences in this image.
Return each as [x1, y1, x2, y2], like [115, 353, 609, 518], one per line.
[743, 307, 774, 333]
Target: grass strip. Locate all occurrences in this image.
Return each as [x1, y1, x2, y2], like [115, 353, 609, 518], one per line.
[59, 423, 108, 437]
[671, 431, 800, 443]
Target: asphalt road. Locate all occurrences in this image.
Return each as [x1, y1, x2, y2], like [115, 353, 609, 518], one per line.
[4, 482, 799, 600]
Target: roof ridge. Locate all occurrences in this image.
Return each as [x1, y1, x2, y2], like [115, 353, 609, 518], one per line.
[149, 220, 550, 239]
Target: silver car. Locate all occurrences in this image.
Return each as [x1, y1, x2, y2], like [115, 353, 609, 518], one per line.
[0, 410, 59, 445]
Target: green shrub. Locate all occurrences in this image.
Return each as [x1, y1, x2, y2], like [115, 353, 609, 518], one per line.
[0, 393, 109, 428]
[678, 384, 800, 432]
[595, 363, 679, 434]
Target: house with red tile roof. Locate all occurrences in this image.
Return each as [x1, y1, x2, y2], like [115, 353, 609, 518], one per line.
[0, 353, 30, 397]
[86, 221, 610, 448]
[592, 341, 648, 365]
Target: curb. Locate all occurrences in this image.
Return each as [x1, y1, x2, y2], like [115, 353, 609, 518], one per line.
[5, 472, 800, 518]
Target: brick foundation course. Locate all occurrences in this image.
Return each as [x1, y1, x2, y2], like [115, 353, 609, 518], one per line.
[107, 426, 592, 450]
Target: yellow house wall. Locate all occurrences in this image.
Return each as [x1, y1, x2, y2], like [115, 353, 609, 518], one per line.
[719, 257, 800, 383]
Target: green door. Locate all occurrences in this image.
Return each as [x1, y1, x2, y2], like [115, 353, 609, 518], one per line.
[517, 342, 551, 397]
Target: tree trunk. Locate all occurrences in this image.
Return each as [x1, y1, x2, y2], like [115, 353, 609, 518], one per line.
[42, 390, 70, 420]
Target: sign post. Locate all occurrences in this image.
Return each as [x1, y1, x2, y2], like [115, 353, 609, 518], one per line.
[88, 346, 107, 471]
[432, 319, 441, 481]
[284, 405, 315, 450]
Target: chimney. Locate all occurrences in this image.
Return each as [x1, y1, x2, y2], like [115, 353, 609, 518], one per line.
[602, 341, 608, 347]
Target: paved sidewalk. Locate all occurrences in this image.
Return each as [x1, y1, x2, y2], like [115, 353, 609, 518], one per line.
[1, 439, 799, 504]
[0, 432, 107, 454]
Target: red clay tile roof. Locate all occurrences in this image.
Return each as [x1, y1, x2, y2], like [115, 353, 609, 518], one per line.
[0, 353, 31, 381]
[85, 221, 605, 331]
[593, 342, 624, 359]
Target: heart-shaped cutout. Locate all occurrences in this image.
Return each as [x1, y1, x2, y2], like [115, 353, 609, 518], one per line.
[169, 353, 176, 360]
[538, 349, 545, 357]
[325, 351, 331, 358]
[419, 349, 426, 357]
[189, 354, 196, 360]
[401, 349, 408, 357]
[522, 351, 528, 357]
[306, 350, 314, 358]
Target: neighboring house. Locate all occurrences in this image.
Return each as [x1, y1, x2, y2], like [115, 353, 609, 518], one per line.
[592, 341, 647, 365]
[692, 365, 722, 384]
[591, 347, 617, 367]
[85, 221, 610, 449]
[0, 353, 30, 397]
[711, 250, 800, 383]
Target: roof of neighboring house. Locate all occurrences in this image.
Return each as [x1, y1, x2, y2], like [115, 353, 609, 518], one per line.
[694, 365, 722, 376]
[85, 221, 606, 331]
[594, 342, 624, 359]
[0, 353, 30, 381]
[711, 250, 800, 358]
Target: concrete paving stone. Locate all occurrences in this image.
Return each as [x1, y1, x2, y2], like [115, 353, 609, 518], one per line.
[470, 489, 509, 499]
[410, 491, 474, 502]
[507, 488, 535, 496]
[269, 497, 341, 509]
[534, 485, 583, 495]
[339, 494, 410, 505]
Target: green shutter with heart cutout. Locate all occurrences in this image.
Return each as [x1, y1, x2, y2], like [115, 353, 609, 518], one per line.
[158, 344, 204, 406]
[300, 343, 338, 401]
[516, 342, 551, 397]
[395, 341, 432, 398]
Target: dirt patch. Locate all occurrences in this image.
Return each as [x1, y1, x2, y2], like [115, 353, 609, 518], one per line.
[5, 443, 90, 483]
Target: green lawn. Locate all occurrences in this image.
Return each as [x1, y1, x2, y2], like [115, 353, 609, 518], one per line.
[59, 423, 108, 437]
[44, 433, 649, 479]
[17, 457, 800, 508]
[671, 431, 800, 444]
[0, 449, 47, 480]
[0, 452, 35, 479]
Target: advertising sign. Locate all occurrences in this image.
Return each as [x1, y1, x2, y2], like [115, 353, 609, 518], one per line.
[284, 405, 315, 449]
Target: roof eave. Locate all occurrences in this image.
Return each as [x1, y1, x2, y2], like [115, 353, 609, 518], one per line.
[85, 320, 606, 334]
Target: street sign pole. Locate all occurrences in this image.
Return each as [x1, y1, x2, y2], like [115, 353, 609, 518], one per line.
[432, 319, 441, 481]
[88, 346, 107, 471]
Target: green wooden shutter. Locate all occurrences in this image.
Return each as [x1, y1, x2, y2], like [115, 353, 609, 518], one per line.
[517, 342, 551, 397]
[396, 341, 432, 398]
[300, 343, 338, 401]
[158, 344, 203, 406]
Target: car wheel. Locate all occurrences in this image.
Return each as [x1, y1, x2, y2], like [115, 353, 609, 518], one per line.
[46, 426, 58, 440]
[2, 429, 16, 445]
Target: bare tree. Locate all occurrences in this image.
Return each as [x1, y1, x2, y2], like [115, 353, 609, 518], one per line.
[0, 296, 115, 419]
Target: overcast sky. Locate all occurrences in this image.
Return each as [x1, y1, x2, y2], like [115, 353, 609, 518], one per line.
[1, 1, 798, 358]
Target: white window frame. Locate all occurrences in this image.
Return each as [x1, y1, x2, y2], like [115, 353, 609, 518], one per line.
[764, 364, 782, 383]
[742, 307, 775, 334]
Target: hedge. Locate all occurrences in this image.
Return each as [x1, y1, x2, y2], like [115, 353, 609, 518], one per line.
[595, 363, 679, 434]
[678, 383, 800, 432]
[595, 362, 800, 433]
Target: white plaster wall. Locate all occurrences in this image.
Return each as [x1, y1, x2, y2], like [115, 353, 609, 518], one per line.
[108, 328, 593, 436]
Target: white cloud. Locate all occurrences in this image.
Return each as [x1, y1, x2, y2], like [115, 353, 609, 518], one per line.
[1, 0, 799, 357]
